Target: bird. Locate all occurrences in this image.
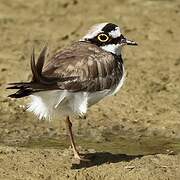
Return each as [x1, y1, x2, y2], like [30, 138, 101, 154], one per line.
[7, 22, 137, 161]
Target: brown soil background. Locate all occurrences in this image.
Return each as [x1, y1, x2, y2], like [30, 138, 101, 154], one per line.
[0, 0, 180, 179]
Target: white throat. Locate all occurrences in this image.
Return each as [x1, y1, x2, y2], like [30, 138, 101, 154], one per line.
[101, 44, 121, 55]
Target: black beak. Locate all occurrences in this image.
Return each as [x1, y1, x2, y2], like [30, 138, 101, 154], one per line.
[120, 35, 138, 46]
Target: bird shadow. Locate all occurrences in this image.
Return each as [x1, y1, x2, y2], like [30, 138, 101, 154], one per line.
[71, 152, 143, 169]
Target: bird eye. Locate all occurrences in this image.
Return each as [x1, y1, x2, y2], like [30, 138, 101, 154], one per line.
[97, 34, 109, 42]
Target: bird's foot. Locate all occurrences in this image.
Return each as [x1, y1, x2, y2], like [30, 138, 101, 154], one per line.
[73, 152, 90, 162]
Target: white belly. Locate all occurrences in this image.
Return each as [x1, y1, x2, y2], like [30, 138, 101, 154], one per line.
[27, 90, 110, 120]
[27, 66, 125, 120]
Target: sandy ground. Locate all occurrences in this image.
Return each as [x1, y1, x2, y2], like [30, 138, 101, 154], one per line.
[0, 0, 180, 179]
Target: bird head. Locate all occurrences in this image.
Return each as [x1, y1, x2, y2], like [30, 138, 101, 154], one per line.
[80, 22, 137, 55]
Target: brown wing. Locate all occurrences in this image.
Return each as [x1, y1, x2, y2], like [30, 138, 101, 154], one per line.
[42, 41, 123, 92]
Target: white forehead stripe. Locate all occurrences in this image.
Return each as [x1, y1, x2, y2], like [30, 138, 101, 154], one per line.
[109, 27, 121, 38]
[80, 23, 108, 40]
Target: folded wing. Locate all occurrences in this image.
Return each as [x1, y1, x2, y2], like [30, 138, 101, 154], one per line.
[7, 42, 123, 98]
[42, 42, 123, 92]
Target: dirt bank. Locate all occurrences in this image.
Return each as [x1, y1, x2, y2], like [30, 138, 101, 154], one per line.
[0, 0, 180, 179]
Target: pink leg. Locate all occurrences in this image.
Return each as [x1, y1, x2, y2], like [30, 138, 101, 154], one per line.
[65, 116, 82, 160]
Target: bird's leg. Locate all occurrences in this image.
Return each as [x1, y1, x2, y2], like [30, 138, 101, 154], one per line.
[65, 116, 81, 160]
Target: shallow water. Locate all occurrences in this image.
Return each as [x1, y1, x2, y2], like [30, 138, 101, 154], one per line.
[20, 135, 180, 156]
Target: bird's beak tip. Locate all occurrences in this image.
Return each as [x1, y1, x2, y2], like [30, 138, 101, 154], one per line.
[126, 39, 138, 46]
[120, 36, 138, 46]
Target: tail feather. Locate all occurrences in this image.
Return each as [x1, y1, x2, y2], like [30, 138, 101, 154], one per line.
[7, 81, 39, 98]
[31, 46, 59, 85]
[35, 46, 47, 77]
[7, 46, 77, 98]
[31, 46, 49, 84]
[8, 88, 33, 98]
[7, 46, 55, 98]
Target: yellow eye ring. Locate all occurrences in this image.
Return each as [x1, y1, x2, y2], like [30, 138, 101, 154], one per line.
[97, 34, 109, 42]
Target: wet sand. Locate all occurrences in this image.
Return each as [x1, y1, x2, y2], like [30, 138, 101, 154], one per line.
[0, 0, 180, 179]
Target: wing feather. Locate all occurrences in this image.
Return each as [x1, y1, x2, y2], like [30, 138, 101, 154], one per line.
[42, 42, 123, 92]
